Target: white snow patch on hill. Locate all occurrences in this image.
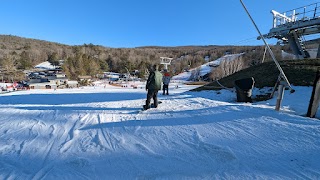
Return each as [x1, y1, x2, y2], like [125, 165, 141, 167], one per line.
[172, 53, 244, 81]
[34, 61, 56, 70]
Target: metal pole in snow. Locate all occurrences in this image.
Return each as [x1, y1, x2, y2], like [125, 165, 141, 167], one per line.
[239, 0, 295, 93]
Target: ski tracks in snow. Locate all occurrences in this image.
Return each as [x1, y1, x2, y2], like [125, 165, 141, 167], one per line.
[1, 88, 320, 179]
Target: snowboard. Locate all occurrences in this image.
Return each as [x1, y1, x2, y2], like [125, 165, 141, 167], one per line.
[142, 101, 162, 111]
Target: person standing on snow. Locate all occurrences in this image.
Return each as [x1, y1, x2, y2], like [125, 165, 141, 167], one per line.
[162, 69, 171, 95]
[144, 64, 163, 110]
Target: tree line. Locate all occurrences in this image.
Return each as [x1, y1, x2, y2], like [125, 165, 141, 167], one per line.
[0, 35, 291, 82]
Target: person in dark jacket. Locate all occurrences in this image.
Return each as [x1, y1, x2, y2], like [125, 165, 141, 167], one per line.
[144, 64, 163, 110]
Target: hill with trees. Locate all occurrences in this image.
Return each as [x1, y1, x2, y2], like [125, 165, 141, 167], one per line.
[0, 34, 290, 81]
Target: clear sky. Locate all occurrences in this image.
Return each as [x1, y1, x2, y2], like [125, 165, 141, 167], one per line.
[0, 0, 318, 48]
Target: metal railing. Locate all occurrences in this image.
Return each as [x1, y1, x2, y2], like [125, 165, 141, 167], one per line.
[273, 2, 320, 28]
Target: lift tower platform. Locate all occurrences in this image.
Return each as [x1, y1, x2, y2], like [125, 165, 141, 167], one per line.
[259, 2, 320, 59]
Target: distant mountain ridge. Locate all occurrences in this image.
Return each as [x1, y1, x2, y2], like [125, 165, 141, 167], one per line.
[0, 34, 288, 81]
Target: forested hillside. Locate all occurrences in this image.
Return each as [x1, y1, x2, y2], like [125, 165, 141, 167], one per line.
[0, 35, 289, 81]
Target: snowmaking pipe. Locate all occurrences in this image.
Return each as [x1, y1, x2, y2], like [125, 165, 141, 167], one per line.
[240, 0, 295, 93]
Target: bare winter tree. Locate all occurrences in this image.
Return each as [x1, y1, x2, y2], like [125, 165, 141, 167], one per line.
[189, 67, 201, 81]
[0, 55, 16, 72]
[210, 55, 246, 80]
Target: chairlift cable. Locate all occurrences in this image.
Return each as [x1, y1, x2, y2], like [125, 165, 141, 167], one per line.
[215, 79, 235, 92]
[233, 37, 257, 45]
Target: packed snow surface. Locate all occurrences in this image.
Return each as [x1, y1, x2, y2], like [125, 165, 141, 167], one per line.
[0, 83, 320, 179]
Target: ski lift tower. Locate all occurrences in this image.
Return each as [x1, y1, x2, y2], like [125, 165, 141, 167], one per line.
[258, 2, 320, 59]
[160, 57, 173, 70]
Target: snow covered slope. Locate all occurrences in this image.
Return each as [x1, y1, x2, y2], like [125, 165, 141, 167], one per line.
[0, 84, 319, 179]
[172, 53, 244, 81]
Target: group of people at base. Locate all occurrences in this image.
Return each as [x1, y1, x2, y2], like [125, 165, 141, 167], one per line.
[144, 64, 171, 110]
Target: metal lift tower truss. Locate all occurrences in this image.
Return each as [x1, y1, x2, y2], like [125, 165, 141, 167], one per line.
[259, 2, 320, 59]
[160, 57, 173, 70]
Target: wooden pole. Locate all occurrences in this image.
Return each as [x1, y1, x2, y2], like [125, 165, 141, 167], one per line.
[307, 70, 320, 118]
[275, 81, 285, 111]
[262, 46, 267, 63]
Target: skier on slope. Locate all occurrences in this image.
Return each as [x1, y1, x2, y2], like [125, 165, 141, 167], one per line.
[162, 69, 171, 95]
[144, 64, 163, 110]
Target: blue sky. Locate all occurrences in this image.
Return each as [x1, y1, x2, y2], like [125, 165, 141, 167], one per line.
[0, 0, 318, 48]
